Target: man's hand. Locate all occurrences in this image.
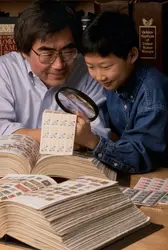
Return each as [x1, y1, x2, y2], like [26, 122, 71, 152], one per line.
[75, 112, 100, 150]
[13, 128, 41, 143]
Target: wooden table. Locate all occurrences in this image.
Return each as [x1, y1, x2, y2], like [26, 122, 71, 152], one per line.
[1, 168, 168, 250]
[1, 227, 168, 250]
[123, 227, 168, 250]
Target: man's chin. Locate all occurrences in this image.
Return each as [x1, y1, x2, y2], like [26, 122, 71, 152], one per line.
[47, 80, 65, 87]
[46, 75, 67, 87]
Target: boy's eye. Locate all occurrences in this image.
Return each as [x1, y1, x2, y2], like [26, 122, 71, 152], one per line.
[87, 65, 94, 69]
[103, 65, 112, 69]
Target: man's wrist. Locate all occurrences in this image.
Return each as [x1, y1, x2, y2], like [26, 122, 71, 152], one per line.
[13, 128, 41, 143]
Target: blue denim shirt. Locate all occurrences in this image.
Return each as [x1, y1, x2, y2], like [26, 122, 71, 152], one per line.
[93, 63, 168, 173]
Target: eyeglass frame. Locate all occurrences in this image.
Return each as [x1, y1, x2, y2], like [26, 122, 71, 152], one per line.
[31, 48, 78, 65]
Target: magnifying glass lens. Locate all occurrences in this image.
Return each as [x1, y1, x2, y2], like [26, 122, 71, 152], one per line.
[55, 87, 99, 121]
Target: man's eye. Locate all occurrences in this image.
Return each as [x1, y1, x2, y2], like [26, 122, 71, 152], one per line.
[42, 53, 54, 57]
[62, 50, 75, 55]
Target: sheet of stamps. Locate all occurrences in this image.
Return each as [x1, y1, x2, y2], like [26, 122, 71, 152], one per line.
[0, 174, 55, 201]
[40, 110, 77, 155]
[121, 177, 168, 206]
[0, 134, 39, 167]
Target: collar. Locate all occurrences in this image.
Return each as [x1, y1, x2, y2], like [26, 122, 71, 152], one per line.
[24, 57, 48, 88]
[24, 59, 37, 78]
[116, 62, 147, 101]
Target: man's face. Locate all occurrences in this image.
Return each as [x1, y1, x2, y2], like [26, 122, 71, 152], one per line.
[23, 26, 77, 88]
[84, 52, 135, 91]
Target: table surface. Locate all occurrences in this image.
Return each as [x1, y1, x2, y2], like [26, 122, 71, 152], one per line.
[1, 168, 168, 250]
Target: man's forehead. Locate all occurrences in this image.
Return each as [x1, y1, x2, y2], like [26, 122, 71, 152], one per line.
[33, 27, 76, 50]
[36, 42, 76, 52]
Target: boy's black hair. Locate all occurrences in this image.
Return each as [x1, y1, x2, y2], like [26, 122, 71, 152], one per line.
[14, 0, 82, 54]
[81, 11, 139, 59]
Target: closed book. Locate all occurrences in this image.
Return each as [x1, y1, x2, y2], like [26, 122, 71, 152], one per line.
[133, 1, 168, 74]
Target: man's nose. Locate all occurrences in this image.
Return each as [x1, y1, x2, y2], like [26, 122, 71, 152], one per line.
[51, 56, 65, 69]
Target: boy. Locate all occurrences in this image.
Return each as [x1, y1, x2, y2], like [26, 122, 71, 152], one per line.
[75, 11, 168, 173]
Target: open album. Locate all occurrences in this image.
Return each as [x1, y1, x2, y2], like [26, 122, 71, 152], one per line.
[0, 174, 150, 250]
[0, 134, 116, 180]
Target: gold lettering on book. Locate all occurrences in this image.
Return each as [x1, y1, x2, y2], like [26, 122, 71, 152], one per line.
[139, 18, 156, 59]
[0, 24, 16, 55]
[0, 24, 14, 33]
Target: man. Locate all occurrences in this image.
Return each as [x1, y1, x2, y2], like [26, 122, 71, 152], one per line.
[75, 11, 168, 173]
[0, 0, 110, 143]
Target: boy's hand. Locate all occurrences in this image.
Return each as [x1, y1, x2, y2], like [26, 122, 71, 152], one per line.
[74, 143, 87, 151]
[75, 112, 100, 150]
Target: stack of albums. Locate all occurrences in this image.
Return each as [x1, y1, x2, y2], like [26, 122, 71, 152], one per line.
[0, 174, 150, 250]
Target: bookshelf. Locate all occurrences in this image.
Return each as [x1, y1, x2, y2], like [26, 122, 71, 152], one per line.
[0, 1, 95, 55]
[0, 1, 94, 16]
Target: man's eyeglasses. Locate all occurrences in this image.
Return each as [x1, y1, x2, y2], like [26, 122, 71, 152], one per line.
[32, 48, 78, 65]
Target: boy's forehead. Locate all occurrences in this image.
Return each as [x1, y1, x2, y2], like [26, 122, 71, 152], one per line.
[85, 53, 120, 64]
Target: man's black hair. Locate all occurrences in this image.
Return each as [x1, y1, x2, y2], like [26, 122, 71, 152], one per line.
[14, 0, 82, 54]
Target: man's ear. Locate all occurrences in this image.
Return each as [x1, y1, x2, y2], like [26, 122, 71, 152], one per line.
[128, 47, 139, 64]
[22, 52, 29, 60]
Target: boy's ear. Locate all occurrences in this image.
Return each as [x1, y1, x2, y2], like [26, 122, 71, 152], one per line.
[128, 47, 139, 64]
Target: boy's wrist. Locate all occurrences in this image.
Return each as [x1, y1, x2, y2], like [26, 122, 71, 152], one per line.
[86, 135, 100, 150]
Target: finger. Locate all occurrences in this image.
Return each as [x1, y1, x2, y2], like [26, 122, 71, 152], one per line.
[76, 111, 89, 123]
[74, 143, 80, 150]
[74, 143, 87, 152]
[76, 116, 86, 125]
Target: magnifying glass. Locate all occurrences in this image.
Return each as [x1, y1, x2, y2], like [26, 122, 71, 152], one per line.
[55, 87, 99, 121]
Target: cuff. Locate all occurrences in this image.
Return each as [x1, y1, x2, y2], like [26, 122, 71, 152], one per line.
[0, 122, 25, 135]
[93, 137, 135, 173]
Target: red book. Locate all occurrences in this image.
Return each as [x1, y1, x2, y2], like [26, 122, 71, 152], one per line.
[0, 17, 17, 55]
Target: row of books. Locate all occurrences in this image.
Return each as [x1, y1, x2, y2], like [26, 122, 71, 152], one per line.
[1, 1, 168, 74]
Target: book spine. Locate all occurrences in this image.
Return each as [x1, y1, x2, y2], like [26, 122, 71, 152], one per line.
[94, 1, 130, 15]
[133, 2, 168, 74]
[0, 17, 17, 55]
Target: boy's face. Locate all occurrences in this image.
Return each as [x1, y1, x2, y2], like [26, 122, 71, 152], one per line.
[23, 26, 77, 88]
[84, 51, 137, 91]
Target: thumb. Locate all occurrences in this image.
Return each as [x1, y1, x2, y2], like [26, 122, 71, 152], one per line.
[76, 111, 90, 123]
